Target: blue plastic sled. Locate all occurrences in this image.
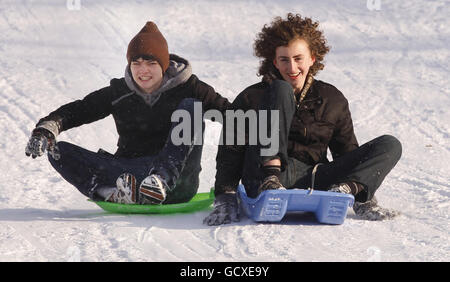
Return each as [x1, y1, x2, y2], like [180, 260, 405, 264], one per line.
[237, 184, 354, 225]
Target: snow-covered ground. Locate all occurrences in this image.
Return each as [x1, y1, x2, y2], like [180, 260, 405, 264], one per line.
[0, 0, 449, 261]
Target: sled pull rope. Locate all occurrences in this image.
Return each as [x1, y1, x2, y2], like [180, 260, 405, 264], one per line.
[308, 163, 322, 195]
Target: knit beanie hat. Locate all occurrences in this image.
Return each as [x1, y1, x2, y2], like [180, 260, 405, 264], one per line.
[126, 21, 170, 72]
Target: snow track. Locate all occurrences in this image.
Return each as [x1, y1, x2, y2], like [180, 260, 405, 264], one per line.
[0, 0, 449, 261]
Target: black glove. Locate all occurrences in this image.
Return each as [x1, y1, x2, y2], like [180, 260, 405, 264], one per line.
[25, 128, 57, 159]
[203, 192, 240, 226]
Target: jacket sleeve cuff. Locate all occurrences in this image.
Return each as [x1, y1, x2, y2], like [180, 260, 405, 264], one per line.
[35, 118, 62, 138]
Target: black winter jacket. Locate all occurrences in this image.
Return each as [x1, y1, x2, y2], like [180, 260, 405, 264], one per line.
[214, 79, 359, 194]
[37, 55, 230, 158]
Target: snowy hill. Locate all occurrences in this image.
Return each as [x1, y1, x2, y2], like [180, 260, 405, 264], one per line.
[0, 0, 449, 261]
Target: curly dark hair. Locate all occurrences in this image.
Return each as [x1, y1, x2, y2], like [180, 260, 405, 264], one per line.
[254, 13, 330, 82]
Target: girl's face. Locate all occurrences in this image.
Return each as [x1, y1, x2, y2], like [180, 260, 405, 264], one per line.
[130, 58, 163, 94]
[273, 38, 315, 93]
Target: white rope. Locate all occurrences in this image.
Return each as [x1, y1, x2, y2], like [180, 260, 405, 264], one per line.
[307, 163, 322, 195]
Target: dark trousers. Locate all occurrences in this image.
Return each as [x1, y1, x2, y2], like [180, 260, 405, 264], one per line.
[241, 80, 402, 202]
[48, 98, 204, 204]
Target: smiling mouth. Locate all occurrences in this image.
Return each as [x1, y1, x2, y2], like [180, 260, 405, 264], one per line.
[139, 76, 152, 81]
[287, 72, 301, 79]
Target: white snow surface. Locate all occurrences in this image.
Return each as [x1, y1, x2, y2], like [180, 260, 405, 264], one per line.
[0, 0, 449, 262]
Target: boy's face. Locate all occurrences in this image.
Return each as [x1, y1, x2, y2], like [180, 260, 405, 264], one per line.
[130, 58, 163, 94]
[273, 38, 315, 93]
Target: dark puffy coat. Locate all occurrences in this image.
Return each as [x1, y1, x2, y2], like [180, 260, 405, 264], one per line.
[215, 79, 358, 194]
[37, 60, 230, 158]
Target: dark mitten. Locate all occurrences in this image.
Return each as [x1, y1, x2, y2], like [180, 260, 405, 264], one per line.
[25, 128, 57, 159]
[203, 192, 240, 226]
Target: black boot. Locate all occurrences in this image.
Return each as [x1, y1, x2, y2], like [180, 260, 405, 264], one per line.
[257, 175, 286, 195]
[353, 196, 400, 221]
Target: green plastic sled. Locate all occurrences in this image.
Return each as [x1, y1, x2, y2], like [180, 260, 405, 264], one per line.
[90, 188, 215, 214]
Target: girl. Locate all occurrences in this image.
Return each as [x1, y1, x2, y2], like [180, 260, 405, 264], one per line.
[205, 14, 402, 225]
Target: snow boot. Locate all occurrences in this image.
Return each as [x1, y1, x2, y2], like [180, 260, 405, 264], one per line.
[139, 174, 170, 204]
[328, 182, 364, 195]
[257, 175, 286, 195]
[329, 183, 352, 194]
[353, 196, 400, 221]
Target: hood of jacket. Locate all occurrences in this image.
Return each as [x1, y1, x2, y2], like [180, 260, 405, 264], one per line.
[124, 54, 192, 106]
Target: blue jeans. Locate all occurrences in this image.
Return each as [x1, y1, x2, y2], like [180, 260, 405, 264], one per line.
[48, 98, 204, 204]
